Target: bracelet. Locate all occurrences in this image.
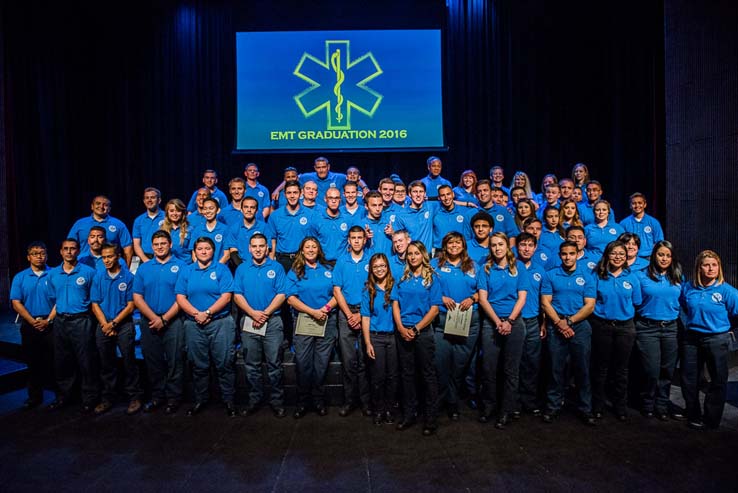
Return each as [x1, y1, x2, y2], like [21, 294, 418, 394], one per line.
[323, 304, 332, 312]
[111, 320, 118, 328]
[566, 317, 573, 327]
[160, 317, 168, 327]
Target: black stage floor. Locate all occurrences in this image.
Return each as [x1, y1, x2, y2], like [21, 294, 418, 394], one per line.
[0, 389, 735, 493]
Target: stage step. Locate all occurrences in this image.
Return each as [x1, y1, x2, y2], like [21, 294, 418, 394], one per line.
[0, 358, 27, 394]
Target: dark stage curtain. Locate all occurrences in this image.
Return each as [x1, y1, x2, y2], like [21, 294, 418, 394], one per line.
[1, 0, 664, 279]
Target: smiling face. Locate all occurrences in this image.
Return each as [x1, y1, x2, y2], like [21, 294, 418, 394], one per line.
[559, 180, 574, 198]
[462, 173, 475, 188]
[302, 182, 318, 201]
[202, 172, 217, 189]
[586, 183, 602, 203]
[87, 229, 106, 254]
[516, 201, 533, 219]
[285, 185, 301, 207]
[491, 168, 504, 184]
[166, 203, 183, 223]
[654, 246, 672, 272]
[392, 232, 410, 255]
[573, 165, 587, 183]
[406, 244, 424, 269]
[489, 235, 508, 262]
[607, 246, 627, 270]
[393, 186, 407, 204]
[517, 239, 536, 262]
[249, 236, 268, 263]
[143, 190, 160, 212]
[444, 236, 464, 260]
[302, 239, 319, 264]
[594, 202, 609, 223]
[91, 196, 111, 219]
[379, 182, 395, 203]
[101, 246, 119, 271]
[513, 174, 526, 187]
[439, 187, 454, 208]
[151, 236, 171, 260]
[476, 183, 492, 205]
[630, 196, 646, 217]
[427, 159, 442, 177]
[201, 199, 219, 222]
[229, 181, 245, 202]
[624, 238, 639, 260]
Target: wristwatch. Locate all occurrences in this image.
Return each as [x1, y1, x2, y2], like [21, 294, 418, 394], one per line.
[205, 309, 212, 317]
[411, 325, 419, 335]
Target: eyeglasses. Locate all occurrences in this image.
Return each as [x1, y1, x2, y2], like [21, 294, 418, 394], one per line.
[609, 252, 627, 258]
[372, 264, 388, 270]
[28, 252, 47, 257]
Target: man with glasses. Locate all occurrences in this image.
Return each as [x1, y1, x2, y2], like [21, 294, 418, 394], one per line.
[10, 242, 57, 409]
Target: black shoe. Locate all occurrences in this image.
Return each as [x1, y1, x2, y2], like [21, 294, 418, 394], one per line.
[186, 402, 205, 416]
[581, 413, 597, 426]
[22, 398, 42, 410]
[47, 398, 66, 411]
[422, 421, 438, 436]
[448, 406, 460, 421]
[687, 420, 705, 430]
[373, 413, 383, 426]
[293, 406, 308, 419]
[495, 413, 510, 429]
[466, 397, 478, 410]
[164, 401, 179, 415]
[593, 411, 604, 420]
[670, 412, 687, 421]
[271, 406, 287, 418]
[542, 411, 558, 424]
[338, 404, 354, 417]
[384, 412, 395, 425]
[225, 403, 237, 418]
[530, 408, 542, 417]
[143, 400, 162, 413]
[396, 417, 416, 431]
[617, 413, 628, 422]
[361, 406, 373, 417]
[478, 409, 494, 424]
[511, 411, 521, 420]
[241, 404, 260, 416]
[655, 412, 669, 421]
[316, 405, 328, 416]
[87, 402, 103, 415]
[641, 410, 654, 419]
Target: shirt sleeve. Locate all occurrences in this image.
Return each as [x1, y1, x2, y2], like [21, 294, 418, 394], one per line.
[90, 273, 104, 305]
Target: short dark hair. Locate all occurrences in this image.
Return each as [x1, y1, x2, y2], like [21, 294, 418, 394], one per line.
[470, 211, 494, 227]
[516, 232, 537, 246]
[151, 230, 172, 243]
[26, 241, 47, 253]
[101, 242, 119, 255]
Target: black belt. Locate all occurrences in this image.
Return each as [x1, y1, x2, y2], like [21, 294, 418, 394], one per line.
[276, 252, 298, 259]
[592, 315, 632, 326]
[637, 316, 676, 327]
[185, 312, 229, 322]
[523, 316, 539, 323]
[348, 303, 361, 311]
[57, 312, 89, 321]
[370, 330, 394, 336]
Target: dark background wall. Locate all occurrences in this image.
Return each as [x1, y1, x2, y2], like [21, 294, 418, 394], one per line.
[3, 0, 731, 302]
[664, 0, 738, 284]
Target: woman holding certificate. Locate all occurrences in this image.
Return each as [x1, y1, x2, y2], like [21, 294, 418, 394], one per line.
[286, 236, 338, 419]
[391, 241, 442, 436]
[431, 232, 480, 422]
[477, 232, 529, 429]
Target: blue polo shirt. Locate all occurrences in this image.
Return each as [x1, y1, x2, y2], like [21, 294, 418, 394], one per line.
[468, 239, 490, 267]
[431, 258, 479, 313]
[619, 213, 664, 258]
[364, 214, 393, 256]
[539, 229, 564, 256]
[245, 182, 271, 212]
[10, 266, 55, 317]
[311, 208, 353, 260]
[540, 264, 596, 316]
[390, 273, 442, 326]
[188, 212, 206, 231]
[133, 256, 184, 314]
[233, 258, 286, 314]
[420, 174, 452, 199]
[593, 269, 642, 320]
[68, 215, 133, 256]
[175, 262, 233, 317]
[629, 257, 649, 273]
[91, 268, 134, 321]
[680, 281, 738, 334]
[188, 221, 230, 261]
[132, 209, 165, 256]
[168, 227, 193, 264]
[225, 218, 270, 261]
[266, 205, 315, 254]
[78, 254, 126, 274]
[218, 204, 243, 227]
[360, 286, 395, 333]
[186, 186, 228, 213]
[333, 251, 372, 305]
[481, 204, 518, 238]
[48, 262, 96, 314]
[578, 203, 616, 226]
[636, 272, 681, 321]
[521, 261, 545, 318]
[432, 205, 473, 249]
[585, 222, 625, 258]
[340, 204, 365, 220]
[299, 171, 347, 206]
[530, 248, 554, 270]
[478, 260, 530, 318]
[389, 254, 407, 281]
[285, 262, 335, 309]
[452, 187, 479, 206]
[394, 202, 436, 249]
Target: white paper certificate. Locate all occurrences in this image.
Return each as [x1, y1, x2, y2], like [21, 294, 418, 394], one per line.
[444, 306, 472, 337]
[241, 315, 267, 336]
[295, 312, 327, 337]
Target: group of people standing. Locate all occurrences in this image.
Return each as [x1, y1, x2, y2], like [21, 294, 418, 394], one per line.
[9, 157, 737, 434]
